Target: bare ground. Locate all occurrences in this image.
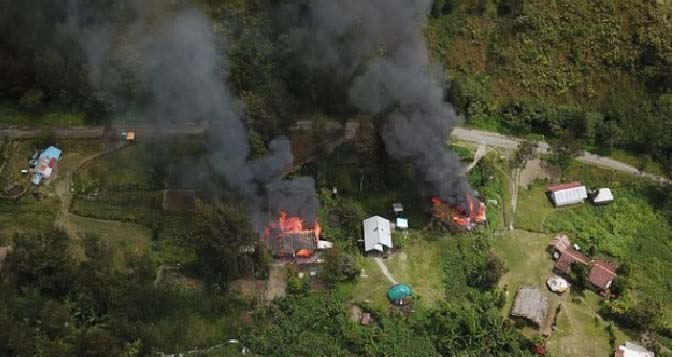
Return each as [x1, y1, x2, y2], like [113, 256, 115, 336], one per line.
[518, 158, 559, 187]
[265, 262, 287, 301]
[374, 257, 397, 284]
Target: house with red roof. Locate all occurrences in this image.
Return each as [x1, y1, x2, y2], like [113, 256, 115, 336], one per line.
[587, 261, 617, 292]
[547, 235, 619, 294]
[553, 248, 590, 277]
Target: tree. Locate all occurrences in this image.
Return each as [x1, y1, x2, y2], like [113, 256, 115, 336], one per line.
[547, 133, 582, 179]
[3, 230, 76, 297]
[512, 139, 538, 169]
[570, 263, 589, 290]
[467, 252, 508, 289]
[190, 201, 265, 285]
[321, 246, 359, 285]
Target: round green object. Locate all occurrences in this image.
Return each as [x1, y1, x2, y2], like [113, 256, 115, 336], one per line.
[386, 284, 413, 304]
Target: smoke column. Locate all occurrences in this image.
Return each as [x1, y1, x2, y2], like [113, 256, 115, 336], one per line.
[72, 1, 318, 227]
[290, 0, 473, 205]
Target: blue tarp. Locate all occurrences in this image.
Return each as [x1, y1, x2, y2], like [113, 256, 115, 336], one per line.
[32, 173, 42, 185]
[387, 284, 413, 305]
[40, 146, 62, 159]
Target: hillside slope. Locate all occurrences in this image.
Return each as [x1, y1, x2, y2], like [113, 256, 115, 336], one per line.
[427, 0, 671, 171]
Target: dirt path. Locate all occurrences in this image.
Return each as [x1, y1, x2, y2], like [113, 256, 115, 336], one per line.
[265, 262, 287, 301]
[509, 168, 519, 230]
[54, 142, 128, 239]
[464, 144, 486, 174]
[374, 257, 397, 284]
[452, 127, 670, 184]
[0, 123, 207, 140]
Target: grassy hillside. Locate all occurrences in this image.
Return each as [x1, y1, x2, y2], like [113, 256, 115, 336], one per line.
[427, 0, 671, 171]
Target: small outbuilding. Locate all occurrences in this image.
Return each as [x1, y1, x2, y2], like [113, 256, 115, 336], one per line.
[317, 240, 333, 250]
[392, 202, 403, 215]
[363, 216, 392, 254]
[614, 341, 654, 357]
[546, 276, 570, 293]
[547, 182, 588, 207]
[510, 287, 549, 327]
[395, 218, 408, 229]
[589, 188, 613, 205]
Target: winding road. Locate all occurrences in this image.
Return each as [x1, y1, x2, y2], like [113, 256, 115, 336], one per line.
[1, 122, 668, 184]
[451, 127, 670, 184]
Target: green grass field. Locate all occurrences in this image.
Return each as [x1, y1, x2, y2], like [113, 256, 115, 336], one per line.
[514, 185, 555, 232]
[72, 144, 158, 192]
[384, 232, 450, 307]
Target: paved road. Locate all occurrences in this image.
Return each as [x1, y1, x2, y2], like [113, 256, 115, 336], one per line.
[2, 122, 667, 184]
[0, 123, 207, 139]
[452, 127, 670, 184]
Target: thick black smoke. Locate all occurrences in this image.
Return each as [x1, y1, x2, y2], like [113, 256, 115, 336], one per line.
[289, 0, 473, 205]
[72, 1, 318, 229]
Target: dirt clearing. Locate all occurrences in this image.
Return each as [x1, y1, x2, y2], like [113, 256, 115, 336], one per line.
[518, 158, 559, 187]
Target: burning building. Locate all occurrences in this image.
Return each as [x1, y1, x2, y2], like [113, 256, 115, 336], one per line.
[262, 210, 321, 259]
[261, 178, 321, 259]
[431, 194, 486, 231]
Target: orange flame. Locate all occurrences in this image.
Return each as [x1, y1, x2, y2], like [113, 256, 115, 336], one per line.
[278, 210, 303, 233]
[432, 194, 486, 229]
[263, 210, 321, 258]
[313, 221, 321, 241]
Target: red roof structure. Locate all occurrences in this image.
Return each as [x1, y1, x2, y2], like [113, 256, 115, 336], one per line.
[553, 249, 590, 275]
[48, 158, 57, 168]
[588, 261, 617, 291]
[547, 181, 582, 192]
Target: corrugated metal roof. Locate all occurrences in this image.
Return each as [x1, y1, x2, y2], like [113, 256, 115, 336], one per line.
[40, 146, 62, 159]
[588, 261, 617, 290]
[363, 216, 392, 252]
[551, 186, 587, 206]
[591, 188, 613, 203]
[510, 287, 549, 327]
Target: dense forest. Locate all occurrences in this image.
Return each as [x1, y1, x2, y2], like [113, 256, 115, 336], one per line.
[0, 0, 671, 355]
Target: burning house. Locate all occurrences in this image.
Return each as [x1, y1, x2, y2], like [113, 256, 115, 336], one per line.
[261, 178, 322, 260]
[262, 211, 321, 259]
[431, 194, 486, 231]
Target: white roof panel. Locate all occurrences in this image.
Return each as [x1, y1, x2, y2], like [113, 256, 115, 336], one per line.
[396, 218, 408, 228]
[552, 186, 587, 206]
[363, 216, 392, 252]
[592, 188, 613, 203]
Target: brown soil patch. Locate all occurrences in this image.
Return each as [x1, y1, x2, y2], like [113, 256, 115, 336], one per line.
[518, 159, 559, 187]
[231, 279, 267, 301]
[163, 189, 196, 212]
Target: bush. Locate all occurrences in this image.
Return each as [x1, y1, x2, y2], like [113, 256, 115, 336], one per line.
[321, 247, 360, 286]
[19, 88, 45, 109]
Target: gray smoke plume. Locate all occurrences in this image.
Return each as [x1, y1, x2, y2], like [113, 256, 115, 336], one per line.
[72, 1, 318, 228]
[291, 0, 473, 205]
